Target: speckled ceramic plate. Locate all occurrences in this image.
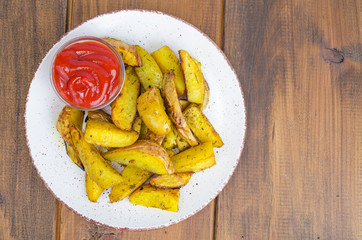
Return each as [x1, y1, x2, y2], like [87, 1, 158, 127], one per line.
[25, 10, 246, 230]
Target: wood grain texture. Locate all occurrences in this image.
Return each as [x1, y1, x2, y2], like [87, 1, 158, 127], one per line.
[0, 0, 67, 239]
[216, 0, 361, 239]
[58, 1, 223, 239]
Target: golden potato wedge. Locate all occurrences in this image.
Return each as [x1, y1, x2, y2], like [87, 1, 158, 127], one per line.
[166, 149, 176, 157]
[192, 57, 210, 110]
[179, 50, 205, 104]
[86, 173, 104, 202]
[103, 140, 174, 174]
[137, 87, 172, 135]
[111, 67, 140, 130]
[129, 184, 179, 212]
[150, 173, 193, 189]
[151, 46, 186, 96]
[132, 117, 142, 135]
[144, 129, 165, 145]
[109, 165, 153, 203]
[162, 71, 198, 146]
[139, 121, 148, 140]
[183, 104, 224, 147]
[84, 120, 139, 148]
[134, 46, 163, 89]
[102, 37, 141, 66]
[179, 100, 190, 111]
[70, 126, 123, 189]
[175, 131, 190, 151]
[171, 142, 215, 173]
[87, 110, 112, 123]
[162, 126, 177, 149]
[56, 106, 84, 169]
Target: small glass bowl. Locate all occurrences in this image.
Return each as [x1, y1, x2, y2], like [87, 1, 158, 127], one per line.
[50, 36, 125, 111]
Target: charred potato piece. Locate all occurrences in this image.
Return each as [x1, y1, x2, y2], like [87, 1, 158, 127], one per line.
[111, 67, 140, 130]
[151, 46, 186, 96]
[103, 140, 174, 175]
[129, 184, 179, 212]
[84, 120, 139, 148]
[150, 173, 193, 189]
[162, 71, 198, 146]
[109, 165, 152, 203]
[56, 106, 84, 169]
[70, 126, 123, 189]
[183, 104, 224, 147]
[137, 87, 172, 135]
[144, 129, 165, 145]
[87, 110, 112, 123]
[102, 37, 141, 66]
[134, 46, 163, 89]
[86, 173, 104, 202]
[162, 126, 177, 149]
[179, 50, 205, 104]
[171, 142, 215, 173]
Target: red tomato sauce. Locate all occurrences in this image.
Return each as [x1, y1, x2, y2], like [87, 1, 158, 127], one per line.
[53, 40, 122, 108]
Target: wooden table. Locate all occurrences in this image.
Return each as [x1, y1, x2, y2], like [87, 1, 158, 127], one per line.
[1, 0, 360, 239]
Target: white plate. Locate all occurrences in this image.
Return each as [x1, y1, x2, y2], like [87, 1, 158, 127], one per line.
[25, 10, 246, 230]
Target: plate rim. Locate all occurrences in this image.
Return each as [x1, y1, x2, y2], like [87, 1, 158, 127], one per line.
[24, 9, 247, 231]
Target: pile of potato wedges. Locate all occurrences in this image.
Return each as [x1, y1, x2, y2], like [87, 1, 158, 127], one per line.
[56, 38, 223, 212]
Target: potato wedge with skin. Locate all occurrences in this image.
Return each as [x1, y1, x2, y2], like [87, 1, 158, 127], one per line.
[86, 173, 104, 202]
[132, 117, 142, 135]
[109, 165, 153, 203]
[179, 100, 190, 111]
[150, 173, 193, 189]
[172, 142, 215, 173]
[151, 46, 186, 96]
[144, 129, 165, 145]
[103, 140, 174, 174]
[162, 126, 177, 149]
[179, 50, 205, 104]
[102, 37, 141, 66]
[129, 184, 179, 212]
[175, 131, 190, 151]
[70, 126, 123, 189]
[84, 120, 139, 148]
[134, 46, 163, 89]
[137, 87, 172, 135]
[183, 104, 224, 147]
[139, 121, 148, 140]
[162, 71, 198, 146]
[192, 57, 210, 110]
[56, 106, 84, 169]
[111, 67, 140, 130]
[87, 110, 112, 123]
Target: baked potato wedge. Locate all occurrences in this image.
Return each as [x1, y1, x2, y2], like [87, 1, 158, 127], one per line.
[70, 126, 123, 189]
[179, 100, 190, 111]
[129, 184, 180, 212]
[162, 71, 198, 146]
[151, 46, 186, 96]
[132, 117, 142, 135]
[84, 120, 139, 148]
[134, 46, 163, 89]
[150, 173, 193, 189]
[109, 165, 152, 203]
[171, 142, 215, 173]
[103, 140, 174, 174]
[111, 67, 140, 130]
[56, 106, 84, 169]
[87, 110, 112, 123]
[86, 173, 104, 202]
[144, 129, 165, 145]
[166, 149, 176, 157]
[102, 37, 141, 66]
[139, 121, 148, 139]
[192, 57, 210, 110]
[162, 126, 177, 149]
[183, 104, 224, 147]
[175, 131, 190, 151]
[179, 50, 205, 104]
[137, 87, 172, 135]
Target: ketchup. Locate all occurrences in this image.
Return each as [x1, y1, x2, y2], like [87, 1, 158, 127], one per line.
[53, 39, 122, 109]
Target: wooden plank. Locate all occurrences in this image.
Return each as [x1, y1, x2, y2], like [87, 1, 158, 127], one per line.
[216, 0, 361, 239]
[0, 0, 67, 239]
[58, 0, 223, 239]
